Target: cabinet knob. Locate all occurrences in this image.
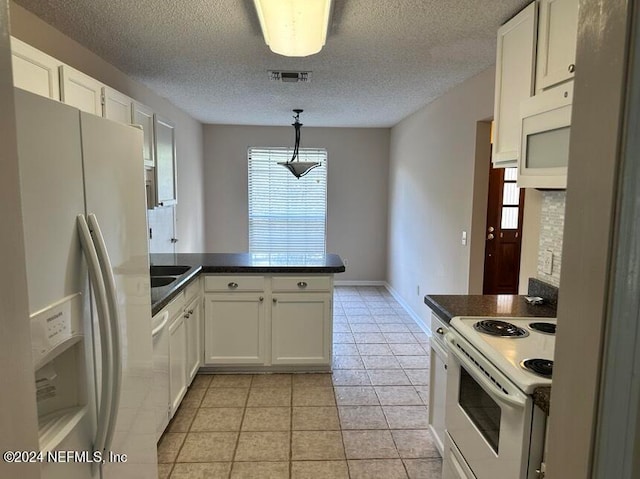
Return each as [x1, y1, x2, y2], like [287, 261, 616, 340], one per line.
[184, 313, 190, 319]
[273, 298, 278, 303]
[297, 281, 308, 289]
[436, 327, 444, 335]
[170, 238, 179, 243]
[188, 309, 194, 315]
[259, 296, 264, 302]
[228, 282, 239, 289]
[568, 63, 575, 73]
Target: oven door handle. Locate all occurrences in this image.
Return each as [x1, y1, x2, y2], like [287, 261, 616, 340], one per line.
[445, 333, 528, 409]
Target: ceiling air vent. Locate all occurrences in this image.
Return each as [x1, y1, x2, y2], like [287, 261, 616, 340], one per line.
[268, 71, 311, 83]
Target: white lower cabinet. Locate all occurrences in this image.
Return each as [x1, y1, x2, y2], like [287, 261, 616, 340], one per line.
[271, 293, 331, 365]
[185, 294, 202, 382]
[204, 293, 266, 365]
[153, 280, 203, 437]
[203, 274, 334, 368]
[428, 312, 449, 456]
[168, 307, 187, 416]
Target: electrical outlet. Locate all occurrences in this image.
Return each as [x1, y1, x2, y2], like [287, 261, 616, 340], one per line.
[417, 285, 420, 296]
[461, 231, 467, 246]
[343, 258, 348, 267]
[543, 250, 553, 275]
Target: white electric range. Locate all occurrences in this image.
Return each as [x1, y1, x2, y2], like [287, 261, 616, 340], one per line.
[442, 317, 556, 479]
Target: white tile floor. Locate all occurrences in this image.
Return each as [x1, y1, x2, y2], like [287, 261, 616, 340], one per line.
[157, 286, 442, 478]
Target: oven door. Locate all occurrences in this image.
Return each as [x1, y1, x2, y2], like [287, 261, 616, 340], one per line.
[444, 332, 534, 479]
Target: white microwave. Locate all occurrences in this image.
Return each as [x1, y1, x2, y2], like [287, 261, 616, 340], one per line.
[518, 82, 573, 189]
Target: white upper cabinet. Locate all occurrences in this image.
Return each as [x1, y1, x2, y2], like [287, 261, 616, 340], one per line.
[60, 65, 104, 115]
[535, 0, 579, 92]
[492, 2, 538, 168]
[102, 86, 133, 123]
[10, 37, 61, 101]
[132, 102, 156, 168]
[154, 115, 178, 206]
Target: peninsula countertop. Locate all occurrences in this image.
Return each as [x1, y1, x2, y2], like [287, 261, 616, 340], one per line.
[149, 252, 345, 315]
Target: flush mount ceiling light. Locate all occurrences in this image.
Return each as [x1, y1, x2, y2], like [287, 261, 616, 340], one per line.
[278, 109, 321, 178]
[254, 0, 332, 57]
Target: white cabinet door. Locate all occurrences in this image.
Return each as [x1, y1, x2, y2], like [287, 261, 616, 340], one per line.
[204, 294, 266, 365]
[185, 295, 202, 383]
[271, 293, 332, 365]
[428, 339, 448, 456]
[10, 37, 61, 100]
[536, 0, 579, 92]
[60, 65, 103, 115]
[492, 2, 537, 168]
[168, 312, 187, 416]
[132, 102, 155, 168]
[102, 86, 132, 124]
[152, 310, 170, 441]
[154, 115, 177, 206]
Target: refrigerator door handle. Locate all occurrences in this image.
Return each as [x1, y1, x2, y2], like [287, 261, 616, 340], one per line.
[87, 213, 122, 458]
[77, 214, 113, 464]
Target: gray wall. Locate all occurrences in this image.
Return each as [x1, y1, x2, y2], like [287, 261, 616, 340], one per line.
[203, 125, 390, 282]
[387, 68, 496, 323]
[9, 1, 205, 253]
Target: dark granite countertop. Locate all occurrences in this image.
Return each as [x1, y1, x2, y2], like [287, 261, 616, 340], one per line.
[423, 294, 557, 324]
[533, 386, 551, 415]
[150, 253, 345, 315]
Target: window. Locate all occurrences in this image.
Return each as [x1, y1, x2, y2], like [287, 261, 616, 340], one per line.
[248, 147, 327, 255]
[500, 167, 521, 229]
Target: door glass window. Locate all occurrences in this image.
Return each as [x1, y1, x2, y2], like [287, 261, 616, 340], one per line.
[459, 367, 501, 453]
[500, 167, 520, 229]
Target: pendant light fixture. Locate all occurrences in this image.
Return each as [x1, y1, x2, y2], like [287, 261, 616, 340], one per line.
[254, 0, 333, 57]
[278, 109, 320, 178]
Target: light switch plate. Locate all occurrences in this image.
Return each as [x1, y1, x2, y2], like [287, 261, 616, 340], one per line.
[543, 250, 553, 275]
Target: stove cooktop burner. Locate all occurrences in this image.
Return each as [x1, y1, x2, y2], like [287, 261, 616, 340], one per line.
[473, 319, 529, 338]
[529, 322, 556, 335]
[521, 358, 553, 378]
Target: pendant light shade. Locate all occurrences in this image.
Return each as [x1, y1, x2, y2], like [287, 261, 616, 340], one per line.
[277, 110, 321, 178]
[254, 0, 332, 57]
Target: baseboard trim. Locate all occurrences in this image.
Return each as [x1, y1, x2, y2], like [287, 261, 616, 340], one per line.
[383, 282, 432, 337]
[334, 280, 386, 286]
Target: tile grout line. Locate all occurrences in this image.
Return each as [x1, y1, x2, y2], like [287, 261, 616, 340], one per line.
[229, 375, 252, 477]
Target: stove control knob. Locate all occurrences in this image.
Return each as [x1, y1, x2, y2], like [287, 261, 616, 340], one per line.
[436, 328, 444, 335]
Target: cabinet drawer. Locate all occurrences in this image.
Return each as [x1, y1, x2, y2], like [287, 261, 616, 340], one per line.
[204, 275, 265, 292]
[272, 276, 331, 292]
[185, 278, 201, 303]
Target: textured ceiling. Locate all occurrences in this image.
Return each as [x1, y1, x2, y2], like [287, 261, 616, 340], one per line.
[14, 0, 530, 127]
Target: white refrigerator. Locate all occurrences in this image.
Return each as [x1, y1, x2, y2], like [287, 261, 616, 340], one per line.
[15, 88, 157, 479]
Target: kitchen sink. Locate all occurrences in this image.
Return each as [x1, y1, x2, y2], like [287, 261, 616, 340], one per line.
[150, 276, 177, 288]
[150, 265, 191, 276]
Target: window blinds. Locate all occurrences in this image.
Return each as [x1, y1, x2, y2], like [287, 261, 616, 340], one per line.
[248, 147, 327, 254]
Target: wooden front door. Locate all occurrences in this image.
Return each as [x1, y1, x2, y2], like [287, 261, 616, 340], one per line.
[483, 166, 525, 294]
